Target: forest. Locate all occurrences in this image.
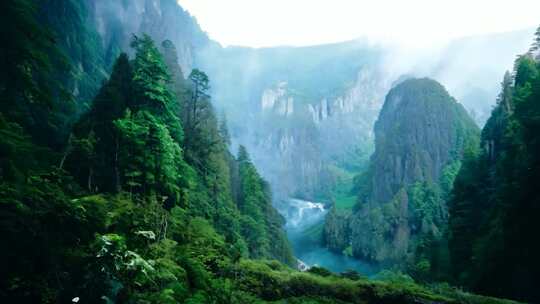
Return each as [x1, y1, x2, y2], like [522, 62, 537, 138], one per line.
[0, 0, 539, 303]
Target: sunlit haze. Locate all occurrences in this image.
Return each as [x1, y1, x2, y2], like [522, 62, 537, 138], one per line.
[179, 0, 540, 48]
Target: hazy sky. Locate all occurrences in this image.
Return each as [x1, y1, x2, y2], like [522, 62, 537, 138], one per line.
[178, 0, 539, 48]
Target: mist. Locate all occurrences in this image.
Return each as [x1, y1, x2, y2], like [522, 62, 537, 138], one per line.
[188, 28, 535, 272]
[4, 0, 540, 301]
[194, 28, 534, 201]
[91, 0, 535, 274]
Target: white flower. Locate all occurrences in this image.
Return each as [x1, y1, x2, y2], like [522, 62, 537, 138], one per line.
[72, 297, 80, 303]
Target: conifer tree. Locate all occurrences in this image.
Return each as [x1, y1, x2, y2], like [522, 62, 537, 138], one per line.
[131, 34, 173, 114]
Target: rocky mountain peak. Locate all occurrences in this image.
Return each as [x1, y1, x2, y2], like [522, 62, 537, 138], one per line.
[349, 77, 479, 263]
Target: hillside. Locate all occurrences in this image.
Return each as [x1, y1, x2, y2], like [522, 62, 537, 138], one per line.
[324, 78, 479, 266]
[0, 0, 538, 303]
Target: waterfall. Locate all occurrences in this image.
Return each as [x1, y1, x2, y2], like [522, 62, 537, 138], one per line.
[285, 198, 327, 230]
[282, 198, 378, 275]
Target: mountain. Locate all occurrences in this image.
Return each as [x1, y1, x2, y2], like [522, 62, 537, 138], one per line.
[196, 41, 391, 202]
[195, 30, 533, 209]
[91, 0, 212, 76]
[1, 0, 538, 302]
[328, 78, 479, 265]
[61, 0, 532, 210]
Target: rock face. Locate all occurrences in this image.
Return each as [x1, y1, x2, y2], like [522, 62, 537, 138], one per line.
[307, 69, 385, 124]
[261, 82, 295, 116]
[91, 0, 210, 77]
[86, 0, 530, 215]
[248, 67, 391, 200]
[368, 78, 476, 204]
[194, 40, 394, 201]
[349, 78, 479, 263]
[196, 30, 532, 206]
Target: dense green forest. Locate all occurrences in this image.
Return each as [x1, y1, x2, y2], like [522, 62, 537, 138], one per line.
[1, 0, 295, 301]
[322, 36, 540, 303]
[1, 0, 539, 303]
[446, 43, 540, 302]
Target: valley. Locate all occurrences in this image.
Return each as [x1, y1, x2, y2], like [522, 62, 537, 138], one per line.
[1, 0, 539, 303]
[283, 198, 378, 275]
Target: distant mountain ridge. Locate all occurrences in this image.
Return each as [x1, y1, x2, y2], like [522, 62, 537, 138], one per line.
[196, 29, 533, 203]
[78, 0, 533, 205]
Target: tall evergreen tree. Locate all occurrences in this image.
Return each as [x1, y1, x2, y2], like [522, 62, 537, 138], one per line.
[448, 51, 540, 302]
[131, 34, 173, 113]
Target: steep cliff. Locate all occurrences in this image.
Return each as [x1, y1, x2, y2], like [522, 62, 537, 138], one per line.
[254, 68, 390, 200]
[348, 78, 479, 264]
[34, 0, 210, 118]
[91, 0, 211, 76]
[196, 31, 531, 205]
[199, 47, 391, 200]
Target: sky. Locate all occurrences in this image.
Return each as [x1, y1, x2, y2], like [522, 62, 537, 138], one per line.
[178, 0, 540, 48]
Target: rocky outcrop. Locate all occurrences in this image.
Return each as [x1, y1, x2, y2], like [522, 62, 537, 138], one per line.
[368, 79, 476, 204]
[252, 68, 391, 199]
[261, 82, 294, 116]
[349, 78, 479, 263]
[306, 69, 388, 125]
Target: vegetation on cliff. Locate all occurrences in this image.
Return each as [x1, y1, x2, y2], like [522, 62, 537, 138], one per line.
[0, 1, 538, 303]
[327, 78, 479, 267]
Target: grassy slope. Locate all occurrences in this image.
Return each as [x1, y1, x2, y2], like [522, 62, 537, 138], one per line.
[234, 260, 522, 304]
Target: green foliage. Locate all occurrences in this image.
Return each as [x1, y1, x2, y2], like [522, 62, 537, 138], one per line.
[339, 269, 363, 281]
[230, 260, 516, 304]
[325, 165, 359, 210]
[0, 15, 301, 300]
[323, 207, 351, 252]
[407, 182, 444, 235]
[0, 0, 79, 148]
[0, 175, 106, 302]
[447, 48, 540, 302]
[308, 266, 334, 277]
[237, 146, 296, 265]
[69, 53, 132, 192]
[114, 110, 186, 201]
[0, 2, 531, 302]
[131, 34, 173, 112]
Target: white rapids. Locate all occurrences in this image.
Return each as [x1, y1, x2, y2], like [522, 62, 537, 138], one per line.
[285, 198, 327, 230]
[282, 198, 378, 275]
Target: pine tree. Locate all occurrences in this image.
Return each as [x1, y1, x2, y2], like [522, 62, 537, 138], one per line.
[131, 34, 173, 114]
[68, 53, 133, 192]
[185, 69, 210, 132]
[529, 25, 540, 54]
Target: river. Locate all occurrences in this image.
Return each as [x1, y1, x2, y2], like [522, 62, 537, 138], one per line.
[282, 198, 378, 275]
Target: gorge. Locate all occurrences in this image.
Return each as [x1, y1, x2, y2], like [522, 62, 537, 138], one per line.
[283, 198, 378, 275]
[1, 0, 540, 303]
